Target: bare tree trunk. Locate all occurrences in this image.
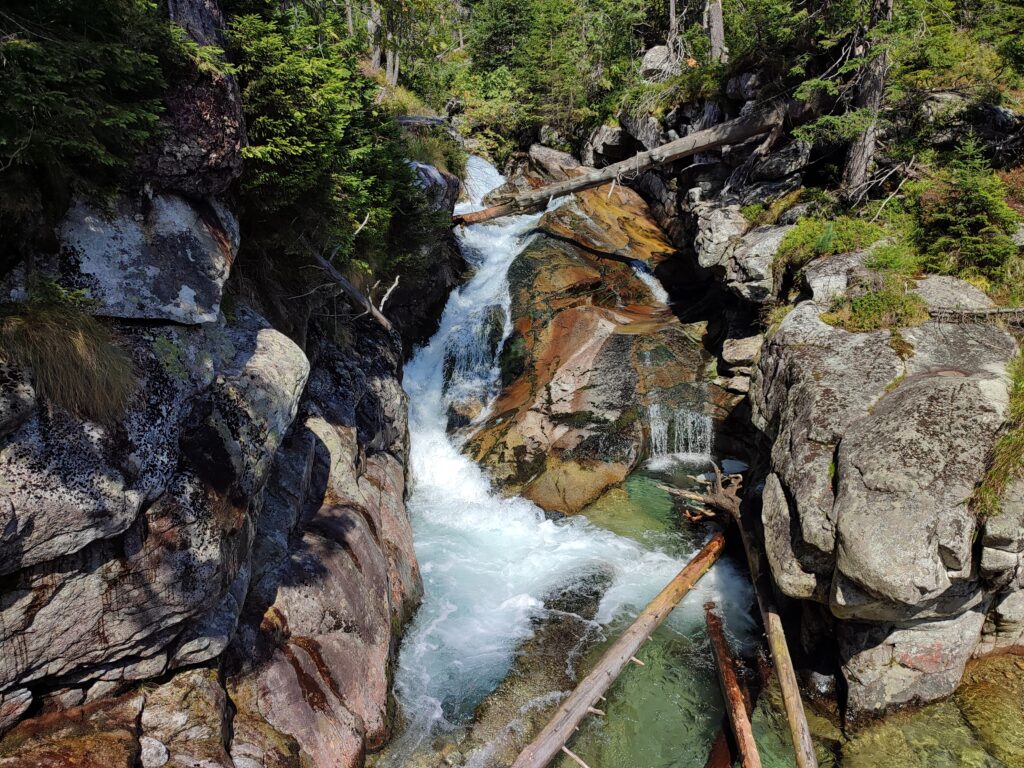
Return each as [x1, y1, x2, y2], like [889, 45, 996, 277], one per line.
[345, 0, 354, 37]
[668, 0, 679, 60]
[387, 47, 400, 86]
[368, 1, 383, 70]
[708, 0, 728, 63]
[841, 0, 894, 199]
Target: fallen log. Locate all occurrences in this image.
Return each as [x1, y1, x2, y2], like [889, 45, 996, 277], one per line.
[453, 107, 786, 226]
[510, 531, 727, 768]
[705, 602, 762, 768]
[312, 253, 394, 332]
[673, 467, 819, 768]
[928, 306, 1024, 325]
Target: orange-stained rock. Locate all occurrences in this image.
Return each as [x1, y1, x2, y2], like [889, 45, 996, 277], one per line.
[466, 187, 715, 514]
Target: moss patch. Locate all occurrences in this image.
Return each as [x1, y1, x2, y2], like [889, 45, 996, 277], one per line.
[973, 352, 1024, 517]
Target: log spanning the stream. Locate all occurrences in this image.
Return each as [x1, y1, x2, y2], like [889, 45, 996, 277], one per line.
[453, 107, 785, 226]
[510, 531, 727, 768]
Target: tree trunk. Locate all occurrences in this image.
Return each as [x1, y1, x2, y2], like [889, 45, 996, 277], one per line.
[510, 533, 726, 768]
[669, 0, 679, 60]
[368, 1, 383, 71]
[708, 0, 728, 63]
[705, 603, 761, 768]
[841, 0, 894, 198]
[345, 0, 354, 37]
[453, 106, 785, 226]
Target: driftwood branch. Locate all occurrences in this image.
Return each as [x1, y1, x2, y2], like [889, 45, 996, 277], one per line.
[510, 532, 726, 768]
[312, 253, 394, 332]
[453, 106, 787, 226]
[928, 306, 1024, 325]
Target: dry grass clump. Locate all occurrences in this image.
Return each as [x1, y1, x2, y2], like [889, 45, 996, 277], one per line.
[0, 303, 136, 423]
[973, 354, 1024, 518]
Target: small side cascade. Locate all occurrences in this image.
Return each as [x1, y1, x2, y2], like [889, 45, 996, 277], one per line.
[647, 402, 713, 464]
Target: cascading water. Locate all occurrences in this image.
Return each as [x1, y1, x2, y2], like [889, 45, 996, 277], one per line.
[647, 403, 714, 465]
[383, 157, 752, 765]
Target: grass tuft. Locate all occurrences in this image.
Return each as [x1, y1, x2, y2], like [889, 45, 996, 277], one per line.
[775, 216, 884, 271]
[821, 282, 930, 332]
[973, 354, 1024, 517]
[0, 302, 137, 423]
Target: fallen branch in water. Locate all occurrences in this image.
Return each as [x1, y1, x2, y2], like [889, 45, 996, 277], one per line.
[510, 532, 726, 768]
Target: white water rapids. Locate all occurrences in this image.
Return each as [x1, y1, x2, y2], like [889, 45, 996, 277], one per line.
[384, 157, 754, 763]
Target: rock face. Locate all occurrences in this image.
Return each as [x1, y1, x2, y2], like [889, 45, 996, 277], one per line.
[0, 0, 442, 763]
[466, 181, 728, 514]
[138, 0, 245, 196]
[751, 261, 1020, 716]
[384, 162, 465, 356]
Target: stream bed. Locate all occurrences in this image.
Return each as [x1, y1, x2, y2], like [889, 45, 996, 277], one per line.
[373, 158, 756, 767]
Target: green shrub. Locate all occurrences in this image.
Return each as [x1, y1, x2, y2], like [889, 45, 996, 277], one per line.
[821, 282, 930, 332]
[865, 242, 923, 276]
[0, 0, 184, 261]
[775, 216, 884, 270]
[912, 139, 1020, 282]
[403, 130, 468, 178]
[973, 354, 1024, 517]
[228, 11, 436, 282]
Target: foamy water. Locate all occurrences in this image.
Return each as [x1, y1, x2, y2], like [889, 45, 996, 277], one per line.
[383, 157, 753, 763]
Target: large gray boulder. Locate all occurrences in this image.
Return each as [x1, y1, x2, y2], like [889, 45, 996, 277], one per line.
[751, 270, 1019, 715]
[0, 309, 308, 701]
[693, 202, 789, 303]
[45, 193, 239, 324]
[640, 45, 678, 81]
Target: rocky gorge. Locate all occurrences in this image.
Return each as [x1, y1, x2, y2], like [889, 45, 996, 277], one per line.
[1, 0, 1024, 765]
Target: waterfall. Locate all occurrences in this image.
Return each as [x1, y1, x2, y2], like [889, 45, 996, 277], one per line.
[629, 260, 670, 305]
[384, 157, 751, 764]
[646, 402, 714, 465]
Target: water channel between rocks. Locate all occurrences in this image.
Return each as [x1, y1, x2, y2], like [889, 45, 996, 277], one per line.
[372, 157, 757, 768]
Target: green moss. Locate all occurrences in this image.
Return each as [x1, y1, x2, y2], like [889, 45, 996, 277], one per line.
[153, 335, 189, 381]
[973, 353, 1024, 517]
[775, 216, 885, 271]
[888, 329, 915, 359]
[764, 303, 795, 335]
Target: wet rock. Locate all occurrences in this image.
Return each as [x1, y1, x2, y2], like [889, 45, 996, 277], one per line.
[469, 185, 714, 513]
[140, 668, 232, 767]
[0, 694, 143, 767]
[48, 193, 239, 324]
